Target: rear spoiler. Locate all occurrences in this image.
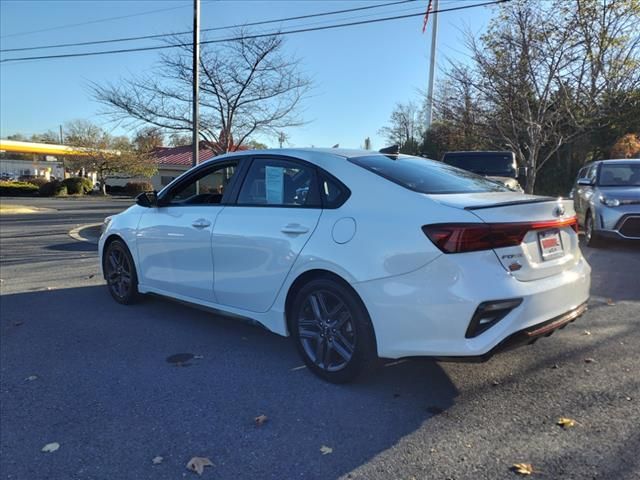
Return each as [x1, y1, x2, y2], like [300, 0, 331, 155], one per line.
[464, 197, 557, 210]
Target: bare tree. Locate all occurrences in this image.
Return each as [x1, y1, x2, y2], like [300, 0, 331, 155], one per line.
[64, 120, 157, 194]
[91, 30, 312, 155]
[133, 126, 165, 153]
[168, 133, 191, 147]
[378, 101, 424, 154]
[446, 0, 640, 192]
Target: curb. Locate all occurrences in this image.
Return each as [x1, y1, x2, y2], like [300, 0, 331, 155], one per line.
[68, 223, 102, 244]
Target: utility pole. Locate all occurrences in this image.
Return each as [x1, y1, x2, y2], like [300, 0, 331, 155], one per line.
[59, 125, 63, 144]
[192, 0, 200, 167]
[278, 131, 286, 148]
[425, 0, 439, 131]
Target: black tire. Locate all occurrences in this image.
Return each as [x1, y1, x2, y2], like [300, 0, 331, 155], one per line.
[103, 239, 139, 305]
[289, 277, 378, 383]
[584, 212, 602, 248]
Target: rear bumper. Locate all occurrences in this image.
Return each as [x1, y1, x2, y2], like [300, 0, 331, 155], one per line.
[434, 301, 588, 362]
[353, 250, 591, 359]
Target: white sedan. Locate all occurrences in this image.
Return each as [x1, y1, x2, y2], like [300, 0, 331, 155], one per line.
[99, 148, 591, 383]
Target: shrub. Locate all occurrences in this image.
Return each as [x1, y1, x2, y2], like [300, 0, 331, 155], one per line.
[39, 180, 67, 197]
[62, 177, 93, 195]
[0, 180, 39, 197]
[125, 181, 153, 196]
[27, 177, 49, 188]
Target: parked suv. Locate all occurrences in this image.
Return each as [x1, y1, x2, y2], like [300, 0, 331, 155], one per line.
[442, 151, 527, 192]
[572, 159, 640, 246]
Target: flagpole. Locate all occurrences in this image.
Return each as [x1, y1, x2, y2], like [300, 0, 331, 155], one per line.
[425, 0, 439, 131]
[192, 0, 200, 168]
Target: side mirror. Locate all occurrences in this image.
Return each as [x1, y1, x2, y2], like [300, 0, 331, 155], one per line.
[576, 178, 593, 187]
[135, 191, 157, 208]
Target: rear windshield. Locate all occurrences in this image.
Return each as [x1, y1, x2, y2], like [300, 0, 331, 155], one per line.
[349, 154, 509, 194]
[443, 153, 516, 177]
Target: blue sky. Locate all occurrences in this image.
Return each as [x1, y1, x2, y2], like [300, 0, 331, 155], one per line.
[0, 0, 494, 149]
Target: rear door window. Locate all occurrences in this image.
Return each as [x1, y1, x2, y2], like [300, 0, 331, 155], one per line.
[349, 154, 508, 194]
[237, 158, 320, 207]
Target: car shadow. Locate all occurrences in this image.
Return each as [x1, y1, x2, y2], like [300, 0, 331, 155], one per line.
[0, 286, 458, 480]
[45, 241, 97, 252]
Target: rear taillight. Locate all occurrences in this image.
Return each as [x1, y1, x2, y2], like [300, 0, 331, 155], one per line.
[422, 217, 577, 253]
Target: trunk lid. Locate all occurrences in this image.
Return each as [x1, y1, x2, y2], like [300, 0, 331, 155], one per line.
[428, 192, 580, 281]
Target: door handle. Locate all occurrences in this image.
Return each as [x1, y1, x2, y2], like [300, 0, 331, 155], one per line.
[281, 223, 309, 234]
[192, 219, 211, 229]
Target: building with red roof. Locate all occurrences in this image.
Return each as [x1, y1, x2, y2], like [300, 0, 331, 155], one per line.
[106, 141, 248, 190]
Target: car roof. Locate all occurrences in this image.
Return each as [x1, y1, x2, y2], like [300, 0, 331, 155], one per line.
[215, 147, 374, 160]
[591, 158, 640, 164]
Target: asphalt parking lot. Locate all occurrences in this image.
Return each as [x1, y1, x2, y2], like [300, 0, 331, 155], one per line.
[1, 196, 639, 480]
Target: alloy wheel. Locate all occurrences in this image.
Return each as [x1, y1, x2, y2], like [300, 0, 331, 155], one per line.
[585, 215, 593, 243]
[106, 244, 133, 299]
[298, 290, 356, 372]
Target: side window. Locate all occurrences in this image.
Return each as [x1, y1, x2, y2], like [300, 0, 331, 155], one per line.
[319, 173, 350, 208]
[166, 162, 238, 205]
[237, 158, 320, 207]
[587, 164, 598, 183]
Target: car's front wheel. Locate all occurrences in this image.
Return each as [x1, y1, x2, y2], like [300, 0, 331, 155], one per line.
[290, 277, 377, 383]
[104, 239, 139, 304]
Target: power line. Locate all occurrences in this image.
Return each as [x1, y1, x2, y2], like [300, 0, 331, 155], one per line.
[0, 0, 510, 64]
[0, 0, 415, 53]
[0, 4, 191, 40]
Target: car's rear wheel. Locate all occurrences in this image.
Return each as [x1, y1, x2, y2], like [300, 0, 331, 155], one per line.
[584, 212, 602, 248]
[104, 239, 139, 304]
[290, 277, 377, 383]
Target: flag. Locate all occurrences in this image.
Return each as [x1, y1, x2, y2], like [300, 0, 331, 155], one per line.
[422, 0, 434, 33]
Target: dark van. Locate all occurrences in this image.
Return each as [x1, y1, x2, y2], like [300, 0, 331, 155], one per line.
[442, 151, 527, 192]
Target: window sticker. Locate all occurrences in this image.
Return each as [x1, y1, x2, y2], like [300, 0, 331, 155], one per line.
[265, 166, 284, 204]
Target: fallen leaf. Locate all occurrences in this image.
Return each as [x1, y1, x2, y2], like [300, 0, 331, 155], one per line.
[25, 375, 38, 381]
[557, 417, 576, 428]
[492, 380, 501, 386]
[254, 414, 268, 426]
[606, 298, 615, 306]
[41, 442, 60, 453]
[152, 456, 163, 464]
[186, 457, 214, 475]
[583, 330, 591, 335]
[320, 445, 333, 455]
[550, 364, 560, 369]
[584, 357, 597, 364]
[511, 463, 534, 475]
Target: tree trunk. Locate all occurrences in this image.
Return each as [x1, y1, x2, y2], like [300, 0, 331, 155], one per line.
[525, 168, 537, 194]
